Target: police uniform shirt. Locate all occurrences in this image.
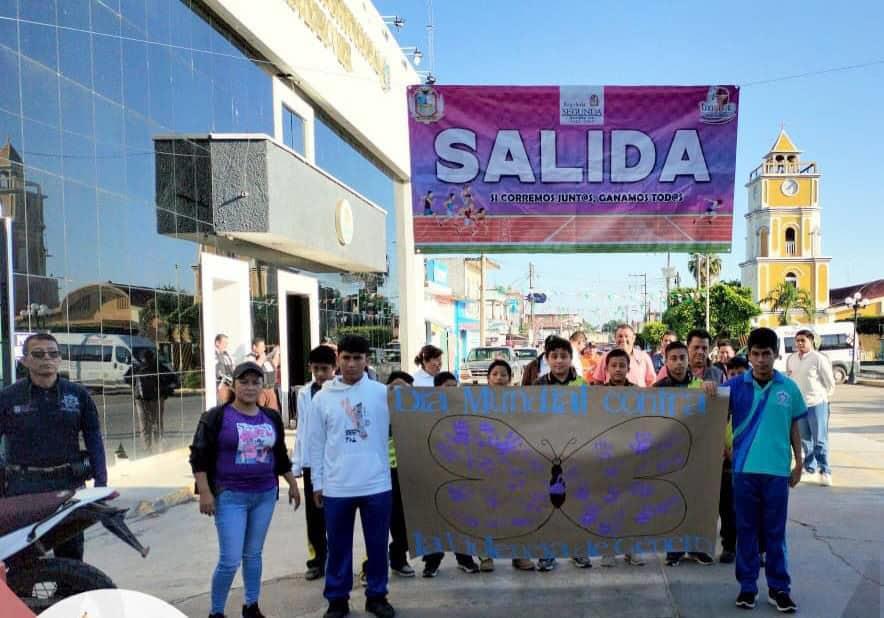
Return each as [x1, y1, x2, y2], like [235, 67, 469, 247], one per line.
[0, 377, 108, 486]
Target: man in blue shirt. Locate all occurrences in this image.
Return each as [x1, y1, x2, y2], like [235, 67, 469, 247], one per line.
[728, 328, 804, 613]
[0, 333, 107, 561]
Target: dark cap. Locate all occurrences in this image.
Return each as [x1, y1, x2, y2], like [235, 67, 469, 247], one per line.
[233, 361, 264, 381]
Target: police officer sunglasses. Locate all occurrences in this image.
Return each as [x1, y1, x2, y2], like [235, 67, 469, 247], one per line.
[29, 349, 61, 359]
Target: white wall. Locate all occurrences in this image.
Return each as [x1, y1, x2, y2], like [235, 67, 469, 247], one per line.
[205, 0, 420, 179]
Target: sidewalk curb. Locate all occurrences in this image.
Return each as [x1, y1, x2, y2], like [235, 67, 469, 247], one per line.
[856, 378, 884, 388]
[130, 485, 195, 519]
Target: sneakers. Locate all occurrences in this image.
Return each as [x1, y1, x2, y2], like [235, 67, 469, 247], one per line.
[479, 557, 495, 572]
[365, 596, 396, 618]
[209, 614, 225, 618]
[571, 556, 592, 568]
[324, 599, 350, 618]
[457, 557, 480, 574]
[687, 552, 715, 565]
[665, 552, 682, 566]
[391, 563, 415, 577]
[624, 553, 645, 566]
[719, 550, 736, 564]
[512, 558, 536, 571]
[768, 589, 797, 613]
[305, 565, 325, 581]
[536, 557, 557, 572]
[242, 604, 265, 618]
[600, 555, 616, 567]
[422, 563, 439, 578]
[735, 591, 757, 609]
[820, 472, 833, 486]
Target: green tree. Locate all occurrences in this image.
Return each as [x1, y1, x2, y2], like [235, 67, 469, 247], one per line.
[601, 319, 621, 334]
[640, 321, 668, 350]
[663, 282, 760, 339]
[761, 283, 816, 325]
[688, 253, 722, 289]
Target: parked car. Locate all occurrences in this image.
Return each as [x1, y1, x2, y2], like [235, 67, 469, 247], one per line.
[513, 347, 539, 369]
[460, 346, 522, 384]
[774, 323, 858, 384]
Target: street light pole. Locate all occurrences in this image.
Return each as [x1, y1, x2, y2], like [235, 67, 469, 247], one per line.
[845, 291, 869, 384]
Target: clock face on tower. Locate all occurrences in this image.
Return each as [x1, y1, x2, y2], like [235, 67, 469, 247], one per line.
[780, 179, 799, 196]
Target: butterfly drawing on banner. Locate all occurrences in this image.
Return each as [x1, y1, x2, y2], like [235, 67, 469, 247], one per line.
[428, 415, 692, 540]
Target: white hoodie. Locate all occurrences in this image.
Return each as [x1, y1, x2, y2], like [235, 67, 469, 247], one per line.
[412, 367, 435, 387]
[291, 380, 323, 475]
[308, 374, 392, 498]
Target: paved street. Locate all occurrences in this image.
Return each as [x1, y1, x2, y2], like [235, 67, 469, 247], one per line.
[85, 385, 884, 617]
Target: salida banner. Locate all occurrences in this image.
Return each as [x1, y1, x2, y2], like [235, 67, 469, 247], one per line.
[407, 85, 739, 254]
[389, 386, 729, 560]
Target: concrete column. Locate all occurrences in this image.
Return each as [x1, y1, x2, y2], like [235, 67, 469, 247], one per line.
[395, 179, 423, 372]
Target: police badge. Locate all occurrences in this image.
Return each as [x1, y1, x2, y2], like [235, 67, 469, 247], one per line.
[409, 86, 444, 123]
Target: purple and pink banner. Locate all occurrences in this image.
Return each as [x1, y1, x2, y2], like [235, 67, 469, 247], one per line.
[407, 85, 739, 254]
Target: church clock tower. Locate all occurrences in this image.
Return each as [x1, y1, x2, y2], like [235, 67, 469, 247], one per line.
[740, 129, 831, 327]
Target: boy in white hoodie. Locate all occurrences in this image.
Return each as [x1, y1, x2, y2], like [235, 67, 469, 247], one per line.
[309, 336, 395, 618]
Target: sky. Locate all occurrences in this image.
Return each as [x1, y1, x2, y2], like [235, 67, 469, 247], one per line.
[377, 0, 884, 326]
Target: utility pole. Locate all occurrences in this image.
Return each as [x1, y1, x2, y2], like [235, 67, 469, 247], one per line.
[661, 252, 676, 311]
[479, 254, 487, 347]
[528, 261, 535, 346]
[705, 253, 711, 331]
[629, 273, 649, 325]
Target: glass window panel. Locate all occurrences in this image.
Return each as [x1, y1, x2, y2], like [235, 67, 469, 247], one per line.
[146, 0, 170, 44]
[0, 109, 23, 150]
[124, 108, 151, 150]
[97, 189, 129, 282]
[190, 4, 213, 53]
[22, 118, 62, 175]
[58, 0, 90, 30]
[171, 55, 201, 132]
[95, 141, 125, 194]
[0, 46, 20, 114]
[20, 167, 65, 280]
[58, 27, 92, 88]
[63, 179, 99, 283]
[171, 152, 195, 218]
[121, 38, 148, 116]
[20, 0, 55, 24]
[91, 0, 121, 36]
[148, 44, 173, 129]
[125, 147, 154, 205]
[60, 77, 94, 137]
[169, 0, 192, 49]
[93, 94, 123, 144]
[212, 82, 233, 133]
[61, 130, 95, 186]
[0, 16, 17, 50]
[282, 106, 304, 155]
[120, 0, 145, 33]
[20, 21, 57, 71]
[20, 57, 59, 127]
[0, 0, 17, 19]
[92, 33, 122, 103]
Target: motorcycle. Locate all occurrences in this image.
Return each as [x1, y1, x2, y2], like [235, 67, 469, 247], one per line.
[0, 487, 149, 612]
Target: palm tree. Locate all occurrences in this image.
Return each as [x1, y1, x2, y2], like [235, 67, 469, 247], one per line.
[688, 253, 722, 288]
[761, 283, 816, 325]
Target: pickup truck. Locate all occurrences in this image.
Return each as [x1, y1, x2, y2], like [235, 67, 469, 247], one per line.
[459, 346, 523, 385]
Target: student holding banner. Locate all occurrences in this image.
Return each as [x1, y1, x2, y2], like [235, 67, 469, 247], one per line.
[421, 372, 481, 577]
[655, 341, 718, 567]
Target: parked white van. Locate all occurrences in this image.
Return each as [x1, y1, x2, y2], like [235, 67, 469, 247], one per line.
[774, 323, 858, 384]
[54, 333, 157, 388]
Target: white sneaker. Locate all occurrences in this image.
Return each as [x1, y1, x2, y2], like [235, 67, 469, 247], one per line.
[820, 472, 833, 486]
[600, 555, 616, 567]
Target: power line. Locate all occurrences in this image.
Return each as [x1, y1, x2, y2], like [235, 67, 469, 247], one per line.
[740, 58, 884, 87]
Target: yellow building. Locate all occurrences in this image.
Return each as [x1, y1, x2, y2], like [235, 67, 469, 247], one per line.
[740, 130, 832, 327]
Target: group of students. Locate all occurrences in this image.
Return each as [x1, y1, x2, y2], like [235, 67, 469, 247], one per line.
[189, 324, 809, 617]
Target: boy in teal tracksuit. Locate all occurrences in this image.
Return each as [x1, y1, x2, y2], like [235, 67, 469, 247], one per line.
[728, 328, 805, 613]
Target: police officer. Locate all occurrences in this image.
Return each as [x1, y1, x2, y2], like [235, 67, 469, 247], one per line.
[0, 333, 107, 561]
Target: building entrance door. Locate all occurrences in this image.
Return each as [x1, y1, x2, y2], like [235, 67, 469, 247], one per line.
[276, 270, 319, 426]
[200, 253, 251, 408]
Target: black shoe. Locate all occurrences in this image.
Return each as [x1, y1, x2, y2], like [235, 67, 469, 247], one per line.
[324, 599, 350, 618]
[688, 552, 715, 565]
[209, 614, 225, 618]
[665, 552, 682, 566]
[242, 603, 265, 618]
[422, 563, 439, 578]
[365, 596, 396, 618]
[735, 591, 757, 609]
[391, 563, 415, 577]
[456, 557, 480, 574]
[768, 590, 797, 613]
[305, 565, 325, 581]
[719, 550, 736, 564]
